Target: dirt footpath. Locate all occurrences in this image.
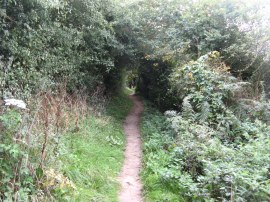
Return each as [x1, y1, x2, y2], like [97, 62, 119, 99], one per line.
[118, 95, 144, 202]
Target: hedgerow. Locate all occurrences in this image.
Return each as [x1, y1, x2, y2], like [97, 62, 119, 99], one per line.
[141, 53, 270, 201]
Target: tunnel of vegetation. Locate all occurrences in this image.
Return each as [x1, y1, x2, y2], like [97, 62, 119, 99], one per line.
[0, 0, 270, 201]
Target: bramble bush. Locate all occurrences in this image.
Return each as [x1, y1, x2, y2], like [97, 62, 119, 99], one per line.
[141, 53, 270, 201]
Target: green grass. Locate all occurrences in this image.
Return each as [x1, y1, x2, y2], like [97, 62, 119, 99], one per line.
[60, 92, 133, 201]
[140, 102, 186, 202]
[123, 87, 135, 95]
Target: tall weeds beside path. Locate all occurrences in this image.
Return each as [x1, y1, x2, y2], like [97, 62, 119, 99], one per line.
[0, 89, 132, 201]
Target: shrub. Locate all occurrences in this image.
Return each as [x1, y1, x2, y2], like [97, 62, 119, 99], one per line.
[141, 53, 270, 201]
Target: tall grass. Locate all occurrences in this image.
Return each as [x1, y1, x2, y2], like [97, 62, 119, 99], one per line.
[1, 84, 89, 200]
[140, 101, 185, 202]
[0, 84, 132, 201]
[60, 92, 133, 201]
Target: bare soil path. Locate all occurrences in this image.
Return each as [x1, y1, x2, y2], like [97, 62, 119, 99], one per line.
[118, 95, 144, 202]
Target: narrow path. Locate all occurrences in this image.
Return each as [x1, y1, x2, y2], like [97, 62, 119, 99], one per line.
[118, 95, 144, 202]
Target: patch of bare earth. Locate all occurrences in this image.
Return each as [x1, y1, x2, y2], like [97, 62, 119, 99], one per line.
[118, 95, 144, 202]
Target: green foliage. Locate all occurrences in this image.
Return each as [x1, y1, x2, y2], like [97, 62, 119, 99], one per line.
[141, 101, 270, 201]
[60, 92, 133, 201]
[137, 59, 179, 111]
[0, 0, 136, 199]
[141, 102, 186, 202]
[141, 53, 270, 201]
[0, 109, 22, 139]
[170, 53, 270, 143]
[0, 0, 135, 98]
[124, 0, 270, 75]
[1, 0, 270, 201]
[0, 88, 132, 200]
[125, 0, 270, 108]
[0, 143, 34, 200]
[171, 53, 232, 121]
[0, 109, 35, 200]
[167, 116, 270, 201]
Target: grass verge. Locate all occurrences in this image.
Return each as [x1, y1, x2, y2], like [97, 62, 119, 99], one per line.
[59, 93, 133, 201]
[140, 101, 186, 202]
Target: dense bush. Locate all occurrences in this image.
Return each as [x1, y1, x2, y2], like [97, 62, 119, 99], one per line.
[142, 109, 270, 201]
[141, 53, 270, 201]
[128, 0, 270, 109]
[0, 0, 135, 99]
[137, 59, 180, 111]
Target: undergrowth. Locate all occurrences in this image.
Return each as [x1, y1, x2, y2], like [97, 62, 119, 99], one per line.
[1, 86, 88, 201]
[141, 53, 270, 202]
[0, 88, 132, 201]
[141, 101, 270, 202]
[141, 102, 186, 202]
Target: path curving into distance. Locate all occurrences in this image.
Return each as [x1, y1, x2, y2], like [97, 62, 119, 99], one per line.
[118, 95, 144, 202]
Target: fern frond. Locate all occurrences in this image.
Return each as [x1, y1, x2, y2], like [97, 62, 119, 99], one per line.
[182, 96, 195, 121]
[199, 101, 210, 124]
